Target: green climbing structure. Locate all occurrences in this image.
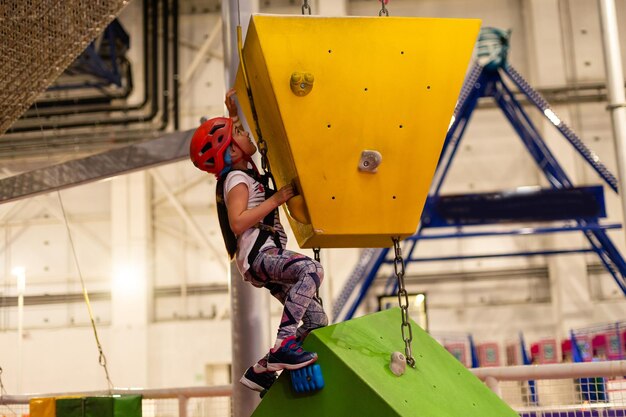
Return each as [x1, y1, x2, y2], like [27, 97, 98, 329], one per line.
[252, 307, 518, 417]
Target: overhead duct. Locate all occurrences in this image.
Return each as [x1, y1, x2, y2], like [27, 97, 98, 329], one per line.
[0, 0, 131, 135]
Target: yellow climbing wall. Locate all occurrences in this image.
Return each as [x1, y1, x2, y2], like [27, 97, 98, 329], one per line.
[235, 15, 481, 248]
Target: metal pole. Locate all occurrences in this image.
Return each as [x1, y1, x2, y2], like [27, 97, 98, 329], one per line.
[13, 266, 25, 394]
[484, 376, 502, 398]
[222, 2, 266, 417]
[598, 0, 626, 239]
[178, 395, 187, 417]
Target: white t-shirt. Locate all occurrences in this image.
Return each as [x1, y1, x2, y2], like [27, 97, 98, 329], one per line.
[223, 170, 288, 274]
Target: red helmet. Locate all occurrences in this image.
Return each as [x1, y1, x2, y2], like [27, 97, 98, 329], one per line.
[189, 117, 233, 176]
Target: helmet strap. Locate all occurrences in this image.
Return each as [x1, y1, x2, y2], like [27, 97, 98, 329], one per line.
[230, 140, 254, 166]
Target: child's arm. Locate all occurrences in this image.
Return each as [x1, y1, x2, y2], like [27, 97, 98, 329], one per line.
[227, 183, 295, 235]
[225, 88, 243, 129]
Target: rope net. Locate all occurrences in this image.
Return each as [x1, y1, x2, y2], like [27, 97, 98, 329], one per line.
[0, 0, 130, 134]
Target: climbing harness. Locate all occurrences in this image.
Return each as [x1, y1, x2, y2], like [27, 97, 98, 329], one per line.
[392, 237, 416, 368]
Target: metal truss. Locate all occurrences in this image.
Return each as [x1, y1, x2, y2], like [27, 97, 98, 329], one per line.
[334, 63, 626, 322]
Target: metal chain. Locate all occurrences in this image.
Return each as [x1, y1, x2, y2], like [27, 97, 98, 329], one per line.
[0, 366, 5, 394]
[392, 237, 416, 368]
[257, 138, 270, 172]
[313, 247, 323, 306]
[378, 0, 389, 16]
[0, 366, 16, 415]
[302, 0, 311, 15]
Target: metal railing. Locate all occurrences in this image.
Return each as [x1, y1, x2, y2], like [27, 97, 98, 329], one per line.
[1, 386, 233, 417]
[2, 362, 626, 416]
[473, 360, 626, 415]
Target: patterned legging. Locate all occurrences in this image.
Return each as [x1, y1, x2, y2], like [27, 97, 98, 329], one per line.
[246, 247, 328, 340]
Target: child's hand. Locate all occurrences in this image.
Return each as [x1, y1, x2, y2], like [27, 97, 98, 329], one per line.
[272, 184, 295, 206]
[225, 88, 238, 117]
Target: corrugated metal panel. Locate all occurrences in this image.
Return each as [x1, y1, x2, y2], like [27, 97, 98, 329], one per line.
[0, 129, 193, 203]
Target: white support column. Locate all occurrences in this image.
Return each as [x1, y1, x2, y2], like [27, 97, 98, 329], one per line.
[110, 172, 152, 388]
[222, 2, 269, 417]
[599, 0, 626, 247]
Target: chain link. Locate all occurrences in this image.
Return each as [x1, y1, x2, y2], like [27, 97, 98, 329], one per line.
[257, 138, 269, 172]
[302, 0, 311, 15]
[0, 365, 16, 415]
[392, 237, 416, 368]
[378, 0, 389, 16]
[313, 247, 323, 306]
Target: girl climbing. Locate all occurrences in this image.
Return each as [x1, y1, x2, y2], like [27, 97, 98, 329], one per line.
[189, 88, 328, 394]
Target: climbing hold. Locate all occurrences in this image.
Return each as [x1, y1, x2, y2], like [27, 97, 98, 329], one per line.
[287, 195, 311, 224]
[390, 351, 406, 376]
[358, 150, 382, 173]
[291, 363, 325, 393]
[290, 72, 314, 96]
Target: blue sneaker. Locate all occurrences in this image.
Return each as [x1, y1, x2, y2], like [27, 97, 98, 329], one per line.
[267, 336, 318, 371]
[239, 366, 277, 393]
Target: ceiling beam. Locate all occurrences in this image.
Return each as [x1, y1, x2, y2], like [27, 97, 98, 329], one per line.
[0, 129, 193, 204]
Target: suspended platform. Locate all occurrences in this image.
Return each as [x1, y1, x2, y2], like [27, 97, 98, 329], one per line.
[235, 14, 481, 248]
[252, 308, 517, 417]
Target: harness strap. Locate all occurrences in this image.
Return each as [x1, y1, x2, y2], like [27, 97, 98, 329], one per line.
[241, 169, 283, 279]
[217, 168, 283, 262]
[247, 216, 282, 273]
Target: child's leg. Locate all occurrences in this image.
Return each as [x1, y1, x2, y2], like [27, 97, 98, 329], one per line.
[239, 353, 277, 393]
[250, 247, 324, 342]
[296, 296, 328, 341]
[265, 283, 328, 341]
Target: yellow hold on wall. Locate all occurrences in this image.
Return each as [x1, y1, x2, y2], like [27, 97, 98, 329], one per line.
[235, 15, 481, 248]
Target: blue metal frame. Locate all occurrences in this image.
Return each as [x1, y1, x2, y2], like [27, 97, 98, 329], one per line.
[334, 62, 626, 322]
[411, 223, 621, 240]
[422, 185, 608, 228]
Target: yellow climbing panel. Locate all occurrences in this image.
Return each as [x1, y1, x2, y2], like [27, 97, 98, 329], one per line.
[235, 15, 481, 248]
